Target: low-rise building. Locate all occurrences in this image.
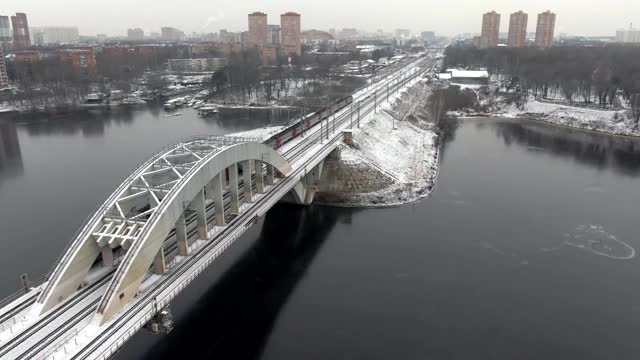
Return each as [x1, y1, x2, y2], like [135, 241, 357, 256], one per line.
[56, 48, 97, 76]
[441, 69, 489, 85]
[168, 58, 228, 74]
[13, 50, 41, 63]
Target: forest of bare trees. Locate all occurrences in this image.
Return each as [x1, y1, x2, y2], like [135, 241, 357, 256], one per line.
[445, 45, 640, 108]
[207, 48, 367, 105]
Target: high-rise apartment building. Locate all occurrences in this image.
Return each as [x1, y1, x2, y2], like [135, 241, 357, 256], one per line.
[616, 26, 640, 43]
[281, 12, 301, 57]
[11, 13, 31, 49]
[480, 11, 500, 48]
[0, 16, 11, 44]
[508, 11, 528, 47]
[535, 10, 556, 48]
[161, 27, 184, 41]
[248, 12, 268, 47]
[268, 25, 281, 45]
[0, 44, 8, 88]
[127, 28, 145, 41]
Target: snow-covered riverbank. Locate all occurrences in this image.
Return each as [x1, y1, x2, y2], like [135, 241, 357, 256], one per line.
[229, 77, 442, 208]
[316, 78, 440, 207]
[452, 93, 640, 137]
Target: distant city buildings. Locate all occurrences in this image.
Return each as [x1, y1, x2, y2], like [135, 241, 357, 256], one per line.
[421, 31, 436, 42]
[508, 11, 528, 47]
[281, 12, 301, 57]
[31, 27, 79, 45]
[338, 28, 358, 39]
[161, 27, 184, 41]
[301, 29, 334, 43]
[476, 9, 556, 48]
[394, 29, 411, 39]
[127, 28, 144, 41]
[0, 44, 8, 88]
[168, 58, 228, 74]
[0, 16, 11, 45]
[248, 12, 268, 47]
[535, 10, 556, 48]
[616, 26, 640, 43]
[480, 11, 500, 48]
[11, 13, 31, 49]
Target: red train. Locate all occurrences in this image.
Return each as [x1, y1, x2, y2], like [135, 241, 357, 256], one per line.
[267, 95, 354, 150]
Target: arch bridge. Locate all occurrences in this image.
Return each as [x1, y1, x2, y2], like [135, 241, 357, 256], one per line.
[0, 53, 433, 360]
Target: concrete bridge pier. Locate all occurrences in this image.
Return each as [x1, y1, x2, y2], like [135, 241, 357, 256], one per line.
[175, 215, 188, 256]
[228, 163, 239, 215]
[283, 149, 339, 205]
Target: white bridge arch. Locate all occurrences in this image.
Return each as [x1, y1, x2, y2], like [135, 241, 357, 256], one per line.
[37, 136, 292, 322]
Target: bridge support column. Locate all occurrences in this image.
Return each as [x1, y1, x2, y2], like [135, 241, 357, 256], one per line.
[282, 158, 327, 206]
[192, 189, 207, 240]
[255, 161, 265, 193]
[153, 247, 166, 274]
[242, 160, 253, 203]
[265, 164, 274, 186]
[212, 173, 225, 226]
[101, 246, 114, 268]
[176, 214, 189, 256]
[228, 163, 240, 215]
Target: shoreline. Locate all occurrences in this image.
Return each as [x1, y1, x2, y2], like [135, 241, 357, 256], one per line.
[458, 113, 640, 140]
[450, 91, 640, 139]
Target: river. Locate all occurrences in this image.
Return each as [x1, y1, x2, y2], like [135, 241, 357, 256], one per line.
[1, 112, 640, 359]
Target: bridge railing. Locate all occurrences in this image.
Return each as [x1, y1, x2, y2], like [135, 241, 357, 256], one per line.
[35, 135, 260, 304]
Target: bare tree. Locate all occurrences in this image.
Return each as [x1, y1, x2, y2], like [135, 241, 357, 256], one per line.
[631, 93, 640, 129]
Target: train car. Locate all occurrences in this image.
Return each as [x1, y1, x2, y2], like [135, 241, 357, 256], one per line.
[267, 95, 354, 150]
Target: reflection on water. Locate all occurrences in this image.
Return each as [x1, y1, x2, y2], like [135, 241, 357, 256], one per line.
[0, 121, 23, 182]
[120, 205, 355, 360]
[490, 119, 640, 176]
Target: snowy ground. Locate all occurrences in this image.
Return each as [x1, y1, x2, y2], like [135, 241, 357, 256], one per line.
[227, 62, 441, 208]
[227, 125, 285, 141]
[318, 78, 440, 207]
[452, 92, 640, 137]
[501, 98, 639, 137]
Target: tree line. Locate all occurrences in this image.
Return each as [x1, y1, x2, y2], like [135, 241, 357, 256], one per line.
[444, 44, 640, 110]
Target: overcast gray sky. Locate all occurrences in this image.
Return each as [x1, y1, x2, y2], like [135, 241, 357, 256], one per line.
[2, 0, 636, 37]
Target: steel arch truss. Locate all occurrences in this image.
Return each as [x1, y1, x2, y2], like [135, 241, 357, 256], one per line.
[38, 136, 291, 318]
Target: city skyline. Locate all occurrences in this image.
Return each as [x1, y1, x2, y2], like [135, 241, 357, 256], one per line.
[0, 0, 637, 37]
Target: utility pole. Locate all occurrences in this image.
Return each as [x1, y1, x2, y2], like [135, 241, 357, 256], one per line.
[350, 103, 353, 128]
[320, 110, 324, 144]
[374, 91, 377, 114]
[357, 101, 361, 128]
[302, 101, 306, 137]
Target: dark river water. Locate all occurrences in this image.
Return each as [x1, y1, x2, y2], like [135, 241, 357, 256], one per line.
[2, 109, 640, 359]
